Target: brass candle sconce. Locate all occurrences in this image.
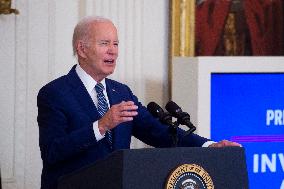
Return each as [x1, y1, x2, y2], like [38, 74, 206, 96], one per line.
[0, 0, 19, 15]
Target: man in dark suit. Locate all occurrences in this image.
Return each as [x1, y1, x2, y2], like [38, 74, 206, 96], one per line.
[37, 16, 240, 189]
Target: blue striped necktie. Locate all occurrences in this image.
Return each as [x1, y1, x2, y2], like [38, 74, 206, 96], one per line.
[95, 83, 112, 149]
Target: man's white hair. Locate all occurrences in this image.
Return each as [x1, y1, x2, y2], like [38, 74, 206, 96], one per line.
[72, 16, 113, 56]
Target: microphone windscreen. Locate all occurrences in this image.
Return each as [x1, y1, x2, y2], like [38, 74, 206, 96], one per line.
[165, 101, 182, 116]
[147, 102, 164, 118]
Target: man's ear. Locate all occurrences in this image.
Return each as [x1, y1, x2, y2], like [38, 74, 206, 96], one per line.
[77, 41, 88, 58]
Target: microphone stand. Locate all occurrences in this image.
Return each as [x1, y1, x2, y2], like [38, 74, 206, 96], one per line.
[184, 127, 196, 136]
[177, 117, 196, 137]
[168, 121, 179, 147]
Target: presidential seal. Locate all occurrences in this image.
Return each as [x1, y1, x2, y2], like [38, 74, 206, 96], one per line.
[165, 164, 214, 189]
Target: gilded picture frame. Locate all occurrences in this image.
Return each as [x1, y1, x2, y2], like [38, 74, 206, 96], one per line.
[169, 0, 195, 98]
[170, 0, 195, 57]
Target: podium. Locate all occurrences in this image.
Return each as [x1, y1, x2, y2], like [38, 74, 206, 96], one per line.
[58, 147, 248, 189]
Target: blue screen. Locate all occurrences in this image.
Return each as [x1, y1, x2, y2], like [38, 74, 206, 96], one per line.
[211, 73, 284, 189]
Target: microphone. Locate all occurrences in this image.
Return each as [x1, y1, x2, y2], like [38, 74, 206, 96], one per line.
[147, 101, 179, 147]
[147, 102, 175, 127]
[165, 100, 196, 133]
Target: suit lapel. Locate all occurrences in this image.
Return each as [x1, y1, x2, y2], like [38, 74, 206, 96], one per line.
[105, 78, 123, 106]
[66, 65, 100, 122]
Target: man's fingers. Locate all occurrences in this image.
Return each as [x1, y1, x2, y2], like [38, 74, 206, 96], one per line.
[221, 140, 242, 147]
[120, 110, 138, 117]
[209, 140, 242, 147]
[118, 101, 138, 111]
[120, 100, 135, 105]
[100, 101, 138, 132]
[116, 101, 138, 117]
[120, 116, 134, 122]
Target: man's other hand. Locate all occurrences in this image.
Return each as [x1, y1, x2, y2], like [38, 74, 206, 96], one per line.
[209, 140, 242, 147]
[98, 101, 138, 134]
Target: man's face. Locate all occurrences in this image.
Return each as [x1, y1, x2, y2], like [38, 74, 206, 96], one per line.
[82, 21, 119, 81]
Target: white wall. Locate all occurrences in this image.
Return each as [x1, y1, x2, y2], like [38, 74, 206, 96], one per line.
[0, 0, 169, 188]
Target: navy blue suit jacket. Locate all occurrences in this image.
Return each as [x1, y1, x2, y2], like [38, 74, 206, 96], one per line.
[37, 65, 209, 189]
